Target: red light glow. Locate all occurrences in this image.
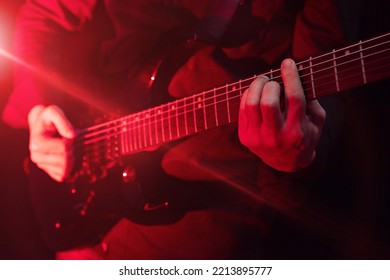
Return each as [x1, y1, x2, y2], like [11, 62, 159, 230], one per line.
[0, 46, 116, 114]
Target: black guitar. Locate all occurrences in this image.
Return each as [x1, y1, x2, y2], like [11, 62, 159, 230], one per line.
[29, 32, 390, 250]
[72, 32, 390, 178]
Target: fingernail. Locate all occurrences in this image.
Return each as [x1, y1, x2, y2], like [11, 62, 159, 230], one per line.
[282, 59, 293, 68]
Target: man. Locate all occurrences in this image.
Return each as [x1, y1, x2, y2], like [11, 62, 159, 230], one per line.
[2, 0, 345, 259]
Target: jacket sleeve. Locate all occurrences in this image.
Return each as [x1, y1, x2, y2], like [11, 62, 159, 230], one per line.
[2, 0, 97, 128]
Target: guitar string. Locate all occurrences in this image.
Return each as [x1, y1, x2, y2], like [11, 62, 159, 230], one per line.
[76, 32, 388, 138]
[69, 36, 390, 163]
[77, 38, 390, 140]
[74, 54, 390, 162]
[74, 45, 390, 147]
[75, 63, 390, 163]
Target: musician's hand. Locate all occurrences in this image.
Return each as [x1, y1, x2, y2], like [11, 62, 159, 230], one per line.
[238, 59, 326, 172]
[28, 105, 76, 182]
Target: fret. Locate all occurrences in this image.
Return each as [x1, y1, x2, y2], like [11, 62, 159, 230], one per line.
[309, 57, 316, 99]
[162, 104, 171, 142]
[141, 112, 147, 148]
[238, 79, 245, 113]
[309, 52, 336, 99]
[155, 107, 163, 144]
[183, 99, 189, 135]
[334, 45, 362, 92]
[184, 96, 196, 135]
[146, 110, 153, 147]
[175, 101, 180, 138]
[226, 84, 240, 123]
[176, 99, 187, 136]
[192, 95, 198, 133]
[333, 49, 340, 92]
[202, 92, 208, 130]
[296, 60, 310, 94]
[129, 116, 135, 152]
[167, 104, 172, 140]
[362, 34, 390, 83]
[128, 119, 133, 153]
[194, 94, 206, 131]
[160, 106, 166, 143]
[121, 119, 128, 154]
[131, 115, 138, 151]
[226, 84, 231, 123]
[169, 102, 179, 140]
[148, 109, 155, 146]
[113, 123, 120, 159]
[213, 88, 219, 127]
[359, 41, 367, 84]
[271, 69, 282, 84]
[153, 108, 159, 144]
[130, 116, 137, 151]
[215, 86, 228, 126]
[135, 114, 143, 150]
[269, 69, 274, 80]
[238, 80, 243, 97]
[204, 90, 217, 130]
[119, 120, 125, 155]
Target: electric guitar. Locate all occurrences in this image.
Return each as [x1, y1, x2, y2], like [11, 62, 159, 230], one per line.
[73, 32, 390, 182]
[29, 32, 390, 250]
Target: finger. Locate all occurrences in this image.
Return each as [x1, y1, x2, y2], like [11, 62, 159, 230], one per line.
[260, 80, 283, 131]
[41, 105, 75, 139]
[244, 75, 269, 129]
[30, 151, 73, 168]
[239, 89, 250, 137]
[30, 137, 70, 155]
[306, 100, 326, 129]
[28, 105, 45, 127]
[281, 59, 306, 124]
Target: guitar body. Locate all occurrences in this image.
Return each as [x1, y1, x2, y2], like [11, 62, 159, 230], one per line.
[28, 31, 263, 251]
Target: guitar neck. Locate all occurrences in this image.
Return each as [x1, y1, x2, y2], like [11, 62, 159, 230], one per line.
[77, 32, 390, 162]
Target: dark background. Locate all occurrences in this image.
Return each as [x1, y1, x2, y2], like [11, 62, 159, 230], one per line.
[0, 0, 389, 259]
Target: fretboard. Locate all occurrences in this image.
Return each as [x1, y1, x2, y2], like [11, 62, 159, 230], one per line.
[77, 32, 390, 163]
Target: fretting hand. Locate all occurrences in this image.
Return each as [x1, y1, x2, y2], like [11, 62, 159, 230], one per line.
[238, 58, 326, 172]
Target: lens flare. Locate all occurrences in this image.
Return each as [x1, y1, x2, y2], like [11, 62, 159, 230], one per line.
[0, 46, 116, 114]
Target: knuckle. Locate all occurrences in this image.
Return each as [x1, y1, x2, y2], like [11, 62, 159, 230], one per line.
[264, 80, 279, 91]
[246, 76, 270, 104]
[239, 131, 260, 149]
[260, 99, 278, 111]
[256, 75, 269, 84]
[262, 133, 280, 149]
[260, 82, 280, 107]
[286, 128, 306, 151]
